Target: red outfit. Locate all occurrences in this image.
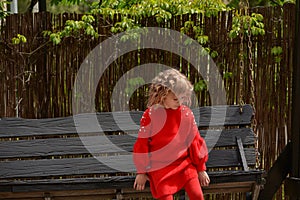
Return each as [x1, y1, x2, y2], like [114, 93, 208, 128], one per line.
[133, 105, 208, 199]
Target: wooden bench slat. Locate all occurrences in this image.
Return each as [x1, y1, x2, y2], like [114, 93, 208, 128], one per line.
[0, 148, 256, 179]
[203, 181, 255, 194]
[0, 105, 252, 138]
[198, 104, 253, 127]
[0, 170, 263, 193]
[207, 148, 256, 168]
[0, 188, 120, 199]
[0, 128, 255, 159]
[0, 135, 133, 159]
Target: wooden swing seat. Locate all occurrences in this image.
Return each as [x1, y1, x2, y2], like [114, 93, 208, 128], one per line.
[0, 104, 264, 199]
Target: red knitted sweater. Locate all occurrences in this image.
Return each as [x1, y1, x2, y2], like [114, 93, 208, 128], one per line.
[133, 105, 208, 198]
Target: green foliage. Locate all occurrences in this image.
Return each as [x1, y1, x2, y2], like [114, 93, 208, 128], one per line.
[91, 0, 227, 30]
[223, 71, 233, 79]
[271, 46, 283, 55]
[271, 0, 296, 6]
[229, 12, 265, 39]
[46, 0, 230, 44]
[111, 17, 137, 33]
[12, 34, 27, 44]
[194, 80, 207, 92]
[125, 77, 145, 95]
[271, 46, 283, 63]
[30, 0, 265, 66]
[0, 1, 9, 19]
[226, 0, 295, 9]
[44, 14, 98, 44]
[210, 50, 219, 58]
[181, 21, 209, 45]
[180, 20, 219, 58]
[93, 0, 220, 14]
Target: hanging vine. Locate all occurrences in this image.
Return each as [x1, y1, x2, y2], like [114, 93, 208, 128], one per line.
[42, 0, 228, 45]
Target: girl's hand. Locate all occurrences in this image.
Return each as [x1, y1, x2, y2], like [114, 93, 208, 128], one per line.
[133, 174, 149, 191]
[198, 171, 210, 186]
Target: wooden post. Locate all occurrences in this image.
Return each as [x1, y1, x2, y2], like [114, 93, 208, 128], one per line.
[257, 143, 292, 200]
[38, 0, 46, 12]
[292, 0, 300, 181]
[259, 2, 300, 199]
[286, 0, 300, 199]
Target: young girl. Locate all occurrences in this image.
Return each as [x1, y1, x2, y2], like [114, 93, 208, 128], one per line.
[133, 68, 210, 200]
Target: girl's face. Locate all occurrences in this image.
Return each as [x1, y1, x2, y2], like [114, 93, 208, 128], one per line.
[163, 91, 182, 110]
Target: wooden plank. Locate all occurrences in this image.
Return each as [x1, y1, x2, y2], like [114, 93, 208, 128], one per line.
[202, 181, 254, 194]
[1, 183, 258, 199]
[0, 148, 256, 180]
[0, 189, 117, 199]
[0, 135, 133, 159]
[0, 156, 130, 179]
[0, 189, 154, 200]
[1, 183, 258, 200]
[207, 148, 256, 168]
[52, 195, 116, 200]
[0, 105, 253, 138]
[207, 170, 263, 184]
[252, 184, 263, 200]
[0, 170, 263, 193]
[258, 142, 292, 200]
[0, 170, 263, 185]
[291, 0, 300, 184]
[203, 128, 255, 148]
[236, 136, 249, 171]
[285, 177, 300, 198]
[289, 0, 300, 196]
[118, 188, 153, 199]
[0, 177, 137, 193]
[0, 128, 255, 159]
[198, 104, 253, 127]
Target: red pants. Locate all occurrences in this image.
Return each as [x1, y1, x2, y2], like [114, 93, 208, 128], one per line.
[159, 178, 204, 200]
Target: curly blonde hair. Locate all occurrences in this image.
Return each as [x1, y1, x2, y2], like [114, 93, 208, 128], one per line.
[147, 68, 193, 107]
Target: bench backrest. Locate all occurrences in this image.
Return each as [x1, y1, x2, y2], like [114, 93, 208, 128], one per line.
[0, 105, 256, 187]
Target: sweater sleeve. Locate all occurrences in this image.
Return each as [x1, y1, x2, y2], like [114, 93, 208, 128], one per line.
[188, 113, 208, 172]
[133, 109, 151, 173]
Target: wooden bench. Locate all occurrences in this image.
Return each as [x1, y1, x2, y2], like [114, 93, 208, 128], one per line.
[0, 104, 264, 200]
